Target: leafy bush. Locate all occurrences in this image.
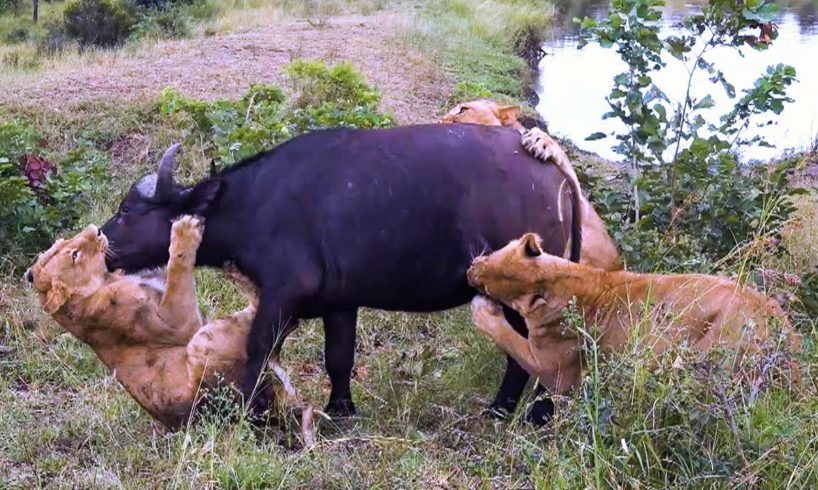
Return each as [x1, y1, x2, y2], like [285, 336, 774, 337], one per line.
[285, 60, 381, 110]
[63, 0, 137, 47]
[132, 0, 216, 40]
[0, 120, 106, 266]
[160, 61, 395, 169]
[0, 0, 20, 15]
[577, 0, 803, 271]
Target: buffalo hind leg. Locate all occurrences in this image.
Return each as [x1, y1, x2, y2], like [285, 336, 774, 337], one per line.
[489, 306, 555, 425]
[322, 309, 358, 417]
[489, 305, 531, 418]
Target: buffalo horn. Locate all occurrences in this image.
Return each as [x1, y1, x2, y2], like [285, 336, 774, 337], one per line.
[155, 143, 181, 202]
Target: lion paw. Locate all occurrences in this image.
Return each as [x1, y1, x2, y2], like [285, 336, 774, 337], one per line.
[170, 215, 204, 260]
[522, 128, 558, 163]
[471, 295, 504, 336]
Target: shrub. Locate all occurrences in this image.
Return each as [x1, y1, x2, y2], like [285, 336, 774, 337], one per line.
[63, 0, 137, 47]
[285, 60, 381, 110]
[160, 61, 395, 169]
[0, 119, 106, 267]
[577, 0, 802, 272]
[132, 0, 217, 40]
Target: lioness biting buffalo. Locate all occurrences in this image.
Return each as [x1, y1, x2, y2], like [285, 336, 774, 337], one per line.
[26, 101, 800, 432]
[468, 233, 801, 395]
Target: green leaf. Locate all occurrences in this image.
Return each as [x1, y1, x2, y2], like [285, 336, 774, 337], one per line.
[742, 3, 778, 23]
[694, 95, 715, 110]
[586, 132, 608, 141]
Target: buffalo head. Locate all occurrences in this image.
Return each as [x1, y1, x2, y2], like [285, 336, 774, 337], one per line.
[101, 144, 222, 272]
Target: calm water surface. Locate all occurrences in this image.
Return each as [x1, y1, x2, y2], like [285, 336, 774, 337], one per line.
[536, 0, 818, 161]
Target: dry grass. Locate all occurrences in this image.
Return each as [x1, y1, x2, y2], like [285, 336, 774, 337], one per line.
[0, 12, 449, 125]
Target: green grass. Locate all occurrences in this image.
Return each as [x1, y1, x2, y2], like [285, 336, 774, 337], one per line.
[407, 0, 554, 104]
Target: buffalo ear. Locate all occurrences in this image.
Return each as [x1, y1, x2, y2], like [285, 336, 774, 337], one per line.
[44, 279, 69, 314]
[496, 105, 522, 126]
[181, 180, 223, 216]
[521, 233, 544, 257]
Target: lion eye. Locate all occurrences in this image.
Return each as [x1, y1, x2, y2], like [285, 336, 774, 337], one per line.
[459, 106, 469, 114]
[71, 250, 80, 263]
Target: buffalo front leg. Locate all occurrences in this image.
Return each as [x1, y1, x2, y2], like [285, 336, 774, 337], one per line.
[240, 289, 299, 416]
[322, 309, 358, 417]
[488, 304, 532, 419]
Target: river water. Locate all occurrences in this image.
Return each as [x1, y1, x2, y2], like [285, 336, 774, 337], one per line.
[536, 0, 818, 162]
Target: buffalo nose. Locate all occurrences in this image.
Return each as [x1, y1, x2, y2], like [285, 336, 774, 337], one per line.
[25, 268, 34, 283]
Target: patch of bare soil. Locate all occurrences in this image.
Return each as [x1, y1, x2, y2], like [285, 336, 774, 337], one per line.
[0, 14, 450, 124]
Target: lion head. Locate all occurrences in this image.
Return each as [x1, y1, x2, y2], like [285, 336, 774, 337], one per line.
[440, 99, 523, 128]
[26, 225, 109, 314]
[468, 232, 574, 323]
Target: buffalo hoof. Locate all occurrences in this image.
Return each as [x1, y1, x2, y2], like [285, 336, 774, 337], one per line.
[525, 398, 555, 426]
[487, 395, 520, 420]
[485, 405, 512, 420]
[243, 389, 273, 420]
[325, 398, 357, 418]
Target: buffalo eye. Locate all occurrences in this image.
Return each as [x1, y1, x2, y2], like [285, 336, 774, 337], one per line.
[120, 205, 130, 215]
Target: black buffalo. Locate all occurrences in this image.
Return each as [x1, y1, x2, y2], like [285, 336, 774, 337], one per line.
[101, 124, 581, 422]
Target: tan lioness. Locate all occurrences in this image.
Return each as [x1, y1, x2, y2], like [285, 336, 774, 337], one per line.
[441, 99, 622, 271]
[467, 233, 801, 394]
[26, 217, 311, 435]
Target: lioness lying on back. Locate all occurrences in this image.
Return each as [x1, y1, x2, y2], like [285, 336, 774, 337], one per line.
[26, 217, 311, 434]
[467, 233, 801, 394]
[441, 99, 622, 271]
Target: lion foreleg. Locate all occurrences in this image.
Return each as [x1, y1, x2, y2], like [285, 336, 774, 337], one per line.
[471, 296, 544, 377]
[160, 216, 205, 333]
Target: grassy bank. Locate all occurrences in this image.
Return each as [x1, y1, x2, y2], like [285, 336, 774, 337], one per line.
[406, 0, 553, 105]
[2, 1, 818, 488]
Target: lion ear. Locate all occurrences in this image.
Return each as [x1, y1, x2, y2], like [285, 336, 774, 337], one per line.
[496, 105, 521, 126]
[521, 233, 544, 257]
[44, 280, 69, 314]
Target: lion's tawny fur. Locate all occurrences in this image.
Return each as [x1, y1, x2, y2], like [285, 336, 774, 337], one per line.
[468, 233, 801, 394]
[28, 218, 260, 428]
